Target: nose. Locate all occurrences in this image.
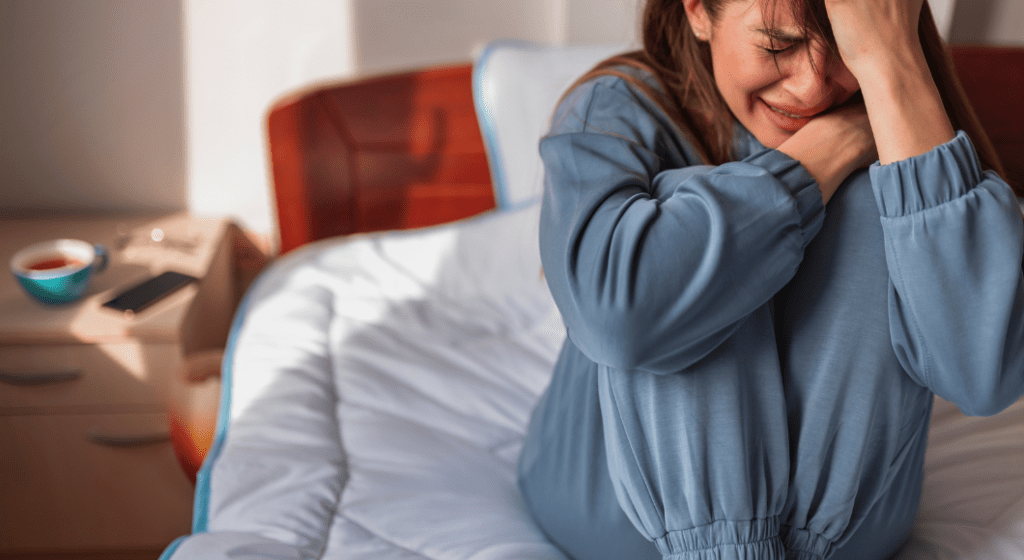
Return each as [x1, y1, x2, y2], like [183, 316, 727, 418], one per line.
[783, 46, 844, 108]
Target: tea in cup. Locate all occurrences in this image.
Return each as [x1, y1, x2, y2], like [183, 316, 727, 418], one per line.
[10, 239, 109, 305]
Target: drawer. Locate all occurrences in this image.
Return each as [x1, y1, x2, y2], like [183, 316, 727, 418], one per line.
[0, 343, 182, 412]
[0, 412, 193, 553]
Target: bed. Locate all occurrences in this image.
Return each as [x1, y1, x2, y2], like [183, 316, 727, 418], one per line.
[161, 41, 1024, 560]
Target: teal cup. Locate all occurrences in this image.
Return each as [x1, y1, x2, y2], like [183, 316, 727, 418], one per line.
[10, 239, 109, 305]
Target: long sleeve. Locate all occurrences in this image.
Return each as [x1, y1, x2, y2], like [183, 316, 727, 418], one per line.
[873, 131, 1024, 416]
[539, 76, 825, 374]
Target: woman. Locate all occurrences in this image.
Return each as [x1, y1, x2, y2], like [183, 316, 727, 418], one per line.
[517, 0, 1024, 559]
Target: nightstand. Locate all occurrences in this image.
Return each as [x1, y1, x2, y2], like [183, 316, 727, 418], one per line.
[0, 211, 244, 559]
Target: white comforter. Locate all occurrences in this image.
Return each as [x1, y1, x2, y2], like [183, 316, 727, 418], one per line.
[164, 204, 1024, 560]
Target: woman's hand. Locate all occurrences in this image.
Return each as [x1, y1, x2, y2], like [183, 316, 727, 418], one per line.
[824, 0, 925, 82]
[777, 99, 877, 204]
[824, 0, 955, 165]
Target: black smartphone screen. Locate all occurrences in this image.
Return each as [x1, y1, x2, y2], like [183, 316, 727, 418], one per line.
[102, 271, 198, 314]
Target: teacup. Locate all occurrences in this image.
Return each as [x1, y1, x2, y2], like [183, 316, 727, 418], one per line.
[10, 239, 109, 305]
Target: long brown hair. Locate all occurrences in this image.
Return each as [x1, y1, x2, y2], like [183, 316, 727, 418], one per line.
[568, 0, 1010, 189]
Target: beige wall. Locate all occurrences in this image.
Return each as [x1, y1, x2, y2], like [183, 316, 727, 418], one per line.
[0, 0, 185, 214]
[183, 0, 355, 240]
[351, 0, 643, 76]
[352, 0, 558, 76]
[930, 0, 958, 37]
[563, 0, 641, 46]
[950, 0, 1024, 45]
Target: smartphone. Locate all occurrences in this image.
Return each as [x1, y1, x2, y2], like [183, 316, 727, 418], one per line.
[102, 271, 198, 314]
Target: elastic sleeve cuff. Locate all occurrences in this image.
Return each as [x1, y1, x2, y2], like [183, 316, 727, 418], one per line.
[745, 148, 826, 248]
[869, 130, 983, 217]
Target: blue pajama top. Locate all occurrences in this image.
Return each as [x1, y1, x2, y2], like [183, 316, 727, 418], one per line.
[518, 69, 1024, 560]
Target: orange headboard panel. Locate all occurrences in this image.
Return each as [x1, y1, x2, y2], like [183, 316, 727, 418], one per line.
[266, 64, 495, 254]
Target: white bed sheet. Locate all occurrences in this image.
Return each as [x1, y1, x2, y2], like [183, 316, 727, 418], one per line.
[166, 204, 1024, 560]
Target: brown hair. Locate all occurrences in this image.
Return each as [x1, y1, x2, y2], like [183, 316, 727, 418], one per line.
[567, 0, 1011, 191]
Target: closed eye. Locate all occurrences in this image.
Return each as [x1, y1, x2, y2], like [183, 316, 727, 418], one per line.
[762, 44, 795, 55]
[755, 27, 804, 56]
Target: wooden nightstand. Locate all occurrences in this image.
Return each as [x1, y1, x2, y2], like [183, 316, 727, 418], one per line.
[0, 211, 246, 559]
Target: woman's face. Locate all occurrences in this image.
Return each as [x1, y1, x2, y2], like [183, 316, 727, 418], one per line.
[697, 0, 860, 148]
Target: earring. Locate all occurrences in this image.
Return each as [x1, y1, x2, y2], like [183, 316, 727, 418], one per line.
[694, 29, 703, 40]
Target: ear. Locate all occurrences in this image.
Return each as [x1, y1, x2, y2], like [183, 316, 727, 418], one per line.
[683, 0, 712, 40]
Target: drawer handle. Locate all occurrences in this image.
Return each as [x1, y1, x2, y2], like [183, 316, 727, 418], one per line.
[0, 369, 82, 386]
[87, 431, 171, 448]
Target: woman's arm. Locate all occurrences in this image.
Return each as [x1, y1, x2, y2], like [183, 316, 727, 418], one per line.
[825, 0, 956, 164]
[872, 135, 1024, 416]
[776, 102, 877, 203]
[540, 77, 825, 374]
[826, 0, 1024, 414]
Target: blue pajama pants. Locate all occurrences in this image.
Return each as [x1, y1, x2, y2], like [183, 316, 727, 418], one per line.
[518, 336, 926, 560]
[520, 173, 942, 560]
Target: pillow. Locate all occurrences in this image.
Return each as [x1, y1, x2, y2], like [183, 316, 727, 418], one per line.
[473, 40, 627, 211]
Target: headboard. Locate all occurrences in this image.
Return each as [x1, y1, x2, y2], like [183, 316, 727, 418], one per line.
[266, 64, 494, 254]
[265, 46, 1024, 254]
